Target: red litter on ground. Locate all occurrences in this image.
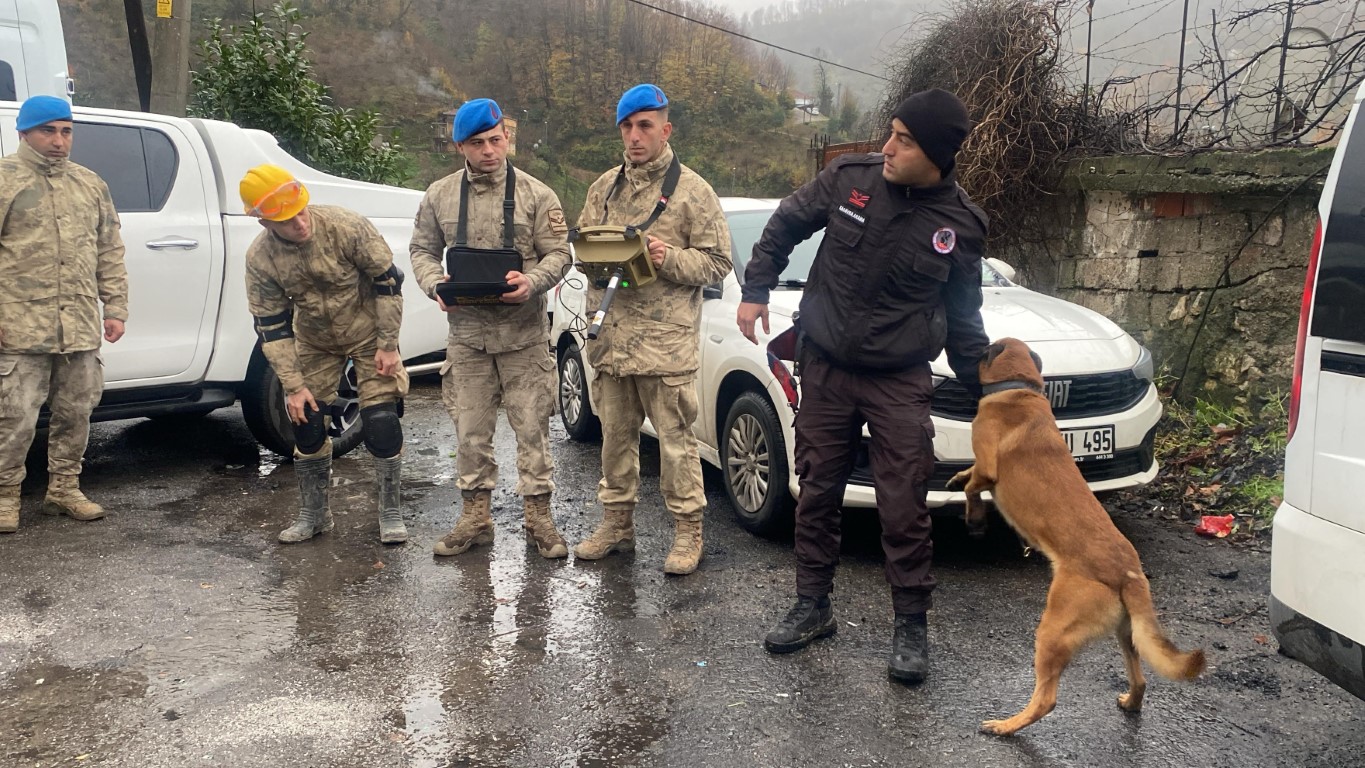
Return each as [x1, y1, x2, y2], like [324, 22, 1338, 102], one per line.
[1194, 514, 1236, 538]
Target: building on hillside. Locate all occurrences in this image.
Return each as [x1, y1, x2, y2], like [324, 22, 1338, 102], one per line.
[789, 91, 827, 125]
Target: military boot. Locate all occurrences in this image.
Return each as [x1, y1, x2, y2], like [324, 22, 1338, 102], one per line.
[523, 493, 567, 559]
[0, 484, 19, 533]
[663, 516, 703, 575]
[375, 455, 408, 544]
[279, 455, 334, 543]
[888, 612, 930, 685]
[572, 505, 634, 560]
[433, 490, 494, 556]
[42, 474, 104, 521]
[764, 595, 837, 654]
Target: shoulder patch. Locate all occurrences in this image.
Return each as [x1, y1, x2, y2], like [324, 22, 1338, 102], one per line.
[932, 227, 957, 255]
[548, 209, 568, 235]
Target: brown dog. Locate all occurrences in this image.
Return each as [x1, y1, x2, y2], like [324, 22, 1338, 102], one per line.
[946, 337, 1204, 736]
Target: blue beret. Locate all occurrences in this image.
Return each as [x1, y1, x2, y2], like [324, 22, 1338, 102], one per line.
[452, 98, 503, 143]
[17, 95, 73, 132]
[616, 84, 668, 125]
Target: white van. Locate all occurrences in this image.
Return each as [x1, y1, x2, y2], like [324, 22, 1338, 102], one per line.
[1269, 83, 1365, 702]
[0, 0, 73, 101]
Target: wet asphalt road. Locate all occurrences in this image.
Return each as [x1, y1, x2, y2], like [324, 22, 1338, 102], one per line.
[2, 379, 1363, 767]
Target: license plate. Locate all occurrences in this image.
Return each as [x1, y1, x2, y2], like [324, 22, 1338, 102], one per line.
[1061, 425, 1115, 461]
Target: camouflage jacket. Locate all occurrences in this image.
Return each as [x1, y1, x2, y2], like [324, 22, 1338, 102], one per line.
[577, 144, 732, 377]
[410, 161, 572, 355]
[245, 205, 403, 395]
[0, 142, 129, 354]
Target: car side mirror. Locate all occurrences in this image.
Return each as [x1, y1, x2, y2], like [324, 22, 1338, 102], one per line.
[703, 283, 723, 300]
[986, 257, 1017, 284]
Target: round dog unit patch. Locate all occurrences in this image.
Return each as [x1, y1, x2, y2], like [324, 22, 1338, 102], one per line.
[932, 227, 957, 254]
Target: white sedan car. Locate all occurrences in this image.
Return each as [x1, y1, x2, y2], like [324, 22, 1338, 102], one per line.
[550, 198, 1161, 535]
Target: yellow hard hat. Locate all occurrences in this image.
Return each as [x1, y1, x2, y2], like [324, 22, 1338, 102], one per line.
[240, 164, 310, 221]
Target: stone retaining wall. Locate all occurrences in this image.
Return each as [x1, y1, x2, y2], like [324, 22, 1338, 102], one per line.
[1011, 149, 1330, 404]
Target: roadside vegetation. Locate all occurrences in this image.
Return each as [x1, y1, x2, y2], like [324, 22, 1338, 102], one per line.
[1117, 388, 1288, 539]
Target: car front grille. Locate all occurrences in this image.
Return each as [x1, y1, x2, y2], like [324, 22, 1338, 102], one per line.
[847, 427, 1157, 491]
[931, 371, 1150, 421]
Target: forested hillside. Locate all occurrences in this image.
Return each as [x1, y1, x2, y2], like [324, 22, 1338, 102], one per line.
[60, 0, 834, 212]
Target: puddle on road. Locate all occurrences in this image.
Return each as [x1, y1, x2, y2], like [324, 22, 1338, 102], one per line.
[572, 705, 670, 767]
[0, 663, 147, 760]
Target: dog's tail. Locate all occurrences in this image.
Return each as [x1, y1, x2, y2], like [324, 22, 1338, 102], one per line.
[1121, 576, 1206, 680]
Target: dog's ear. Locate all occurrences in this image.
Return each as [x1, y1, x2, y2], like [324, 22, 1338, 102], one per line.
[1029, 350, 1043, 375]
[982, 341, 1005, 368]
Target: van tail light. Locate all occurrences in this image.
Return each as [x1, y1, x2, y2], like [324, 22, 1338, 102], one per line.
[1289, 220, 1323, 441]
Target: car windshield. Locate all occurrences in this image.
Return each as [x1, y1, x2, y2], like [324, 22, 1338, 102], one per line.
[729, 208, 1008, 288]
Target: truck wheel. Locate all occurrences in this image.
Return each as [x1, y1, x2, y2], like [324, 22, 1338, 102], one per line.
[557, 343, 600, 441]
[241, 359, 365, 459]
[722, 391, 795, 536]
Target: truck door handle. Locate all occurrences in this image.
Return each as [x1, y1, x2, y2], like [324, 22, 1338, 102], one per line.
[146, 237, 200, 250]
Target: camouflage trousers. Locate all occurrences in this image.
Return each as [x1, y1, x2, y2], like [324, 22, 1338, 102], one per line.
[0, 351, 103, 486]
[441, 342, 555, 496]
[294, 339, 409, 460]
[594, 372, 705, 523]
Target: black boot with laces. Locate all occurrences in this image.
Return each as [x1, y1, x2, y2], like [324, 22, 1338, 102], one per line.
[764, 595, 837, 654]
[888, 611, 929, 684]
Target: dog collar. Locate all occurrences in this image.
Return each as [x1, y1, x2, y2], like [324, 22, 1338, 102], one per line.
[982, 380, 1044, 396]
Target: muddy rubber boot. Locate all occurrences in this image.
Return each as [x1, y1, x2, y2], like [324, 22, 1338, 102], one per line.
[573, 505, 635, 560]
[663, 517, 703, 575]
[0, 484, 19, 533]
[523, 493, 567, 559]
[888, 612, 929, 685]
[42, 474, 104, 521]
[764, 595, 837, 654]
[433, 490, 494, 556]
[375, 455, 408, 544]
[279, 456, 334, 544]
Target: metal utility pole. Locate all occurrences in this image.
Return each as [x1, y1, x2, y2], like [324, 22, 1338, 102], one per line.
[150, 0, 193, 116]
[1083, 0, 1095, 115]
[1174, 0, 1190, 142]
[1274, 0, 1296, 139]
[123, 0, 152, 111]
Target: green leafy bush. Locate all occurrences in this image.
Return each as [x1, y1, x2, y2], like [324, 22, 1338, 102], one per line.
[190, 2, 407, 185]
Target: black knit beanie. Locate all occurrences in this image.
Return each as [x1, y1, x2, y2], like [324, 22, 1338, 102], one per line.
[891, 88, 970, 176]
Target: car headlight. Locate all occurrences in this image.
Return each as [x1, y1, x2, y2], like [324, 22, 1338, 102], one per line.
[1133, 346, 1154, 382]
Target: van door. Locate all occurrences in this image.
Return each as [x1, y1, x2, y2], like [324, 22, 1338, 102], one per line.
[2, 0, 71, 100]
[68, 117, 218, 384]
[1, 0, 25, 100]
[1306, 117, 1365, 534]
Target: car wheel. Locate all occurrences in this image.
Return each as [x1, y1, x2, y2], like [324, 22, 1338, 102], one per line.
[558, 343, 601, 441]
[722, 391, 795, 536]
[241, 358, 365, 459]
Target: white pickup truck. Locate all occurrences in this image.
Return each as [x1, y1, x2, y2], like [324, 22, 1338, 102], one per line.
[0, 102, 449, 456]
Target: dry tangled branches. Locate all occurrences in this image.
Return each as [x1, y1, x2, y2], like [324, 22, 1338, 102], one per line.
[880, 0, 1096, 261]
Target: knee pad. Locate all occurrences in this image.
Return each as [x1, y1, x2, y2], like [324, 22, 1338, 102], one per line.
[361, 402, 403, 458]
[294, 404, 329, 456]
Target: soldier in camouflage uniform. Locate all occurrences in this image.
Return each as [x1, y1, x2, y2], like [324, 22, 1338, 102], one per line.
[573, 85, 733, 575]
[0, 96, 129, 534]
[241, 164, 410, 545]
[409, 99, 573, 559]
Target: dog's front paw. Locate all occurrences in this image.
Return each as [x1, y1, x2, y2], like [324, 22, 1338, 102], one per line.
[946, 468, 972, 491]
[979, 719, 1016, 737]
